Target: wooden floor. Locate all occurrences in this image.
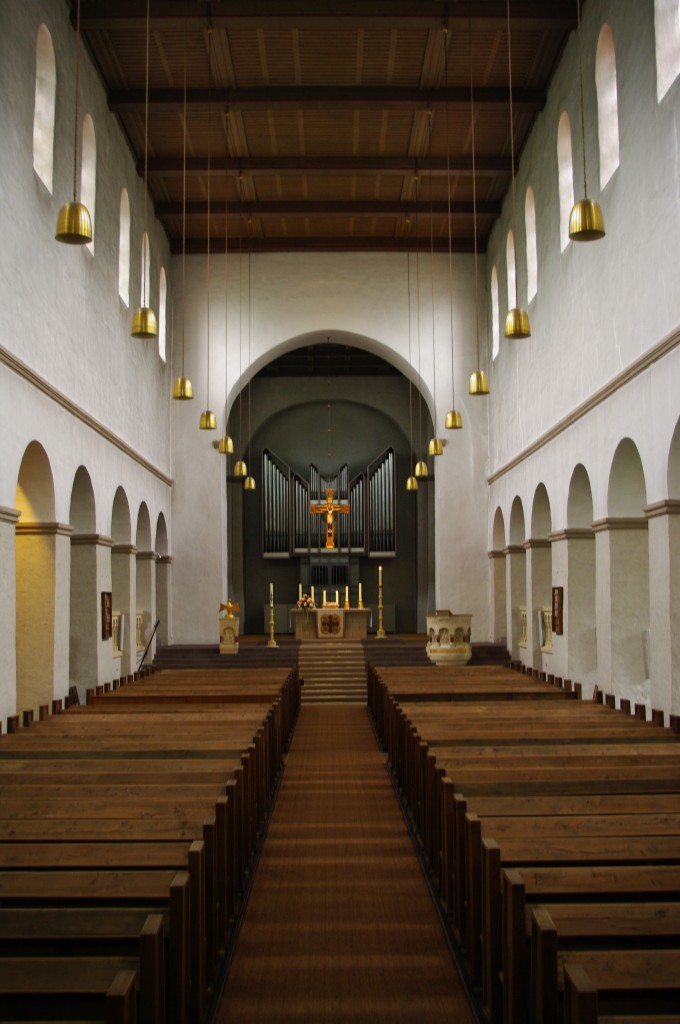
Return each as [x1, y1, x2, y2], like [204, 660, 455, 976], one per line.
[214, 704, 477, 1024]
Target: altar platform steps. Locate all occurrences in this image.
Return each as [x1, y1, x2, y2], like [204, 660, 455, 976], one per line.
[299, 640, 367, 704]
[153, 637, 300, 671]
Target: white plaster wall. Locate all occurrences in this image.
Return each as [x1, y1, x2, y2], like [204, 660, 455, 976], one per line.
[171, 251, 491, 643]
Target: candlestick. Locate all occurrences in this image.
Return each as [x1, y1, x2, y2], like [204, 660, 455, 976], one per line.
[323, 589, 327, 606]
[269, 582, 273, 607]
[335, 589, 339, 607]
[298, 583, 302, 601]
[358, 582, 363, 608]
[310, 585, 315, 604]
[378, 564, 382, 587]
[344, 585, 349, 609]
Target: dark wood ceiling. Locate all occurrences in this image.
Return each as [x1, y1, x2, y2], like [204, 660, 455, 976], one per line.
[73, 1, 576, 254]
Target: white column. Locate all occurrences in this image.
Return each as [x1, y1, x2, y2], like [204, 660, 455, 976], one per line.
[645, 500, 680, 716]
[593, 518, 650, 707]
[504, 544, 526, 663]
[112, 543, 137, 678]
[136, 550, 158, 664]
[156, 554, 172, 646]
[488, 549, 507, 645]
[549, 528, 597, 691]
[70, 533, 114, 697]
[525, 538, 552, 672]
[0, 506, 20, 724]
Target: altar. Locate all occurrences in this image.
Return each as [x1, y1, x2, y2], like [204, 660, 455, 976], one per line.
[291, 607, 371, 640]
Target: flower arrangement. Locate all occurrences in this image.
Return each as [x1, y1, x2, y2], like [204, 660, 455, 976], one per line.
[297, 594, 315, 610]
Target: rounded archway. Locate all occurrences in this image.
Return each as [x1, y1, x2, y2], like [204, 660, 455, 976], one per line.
[135, 503, 155, 662]
[491, 507, 507, 644]
[226, 340, 433, 634]
[529, 484, 553, 669]
[110, 487, 133, 677]
[15, 442, 57, 717]
[566, 464, 597, 689]
[69, 467, 98, 701]
[507, 496, 527, 660]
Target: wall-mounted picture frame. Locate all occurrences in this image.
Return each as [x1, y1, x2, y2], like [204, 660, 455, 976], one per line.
[101, 591, 112, 640]
[552, 586, 564, 635]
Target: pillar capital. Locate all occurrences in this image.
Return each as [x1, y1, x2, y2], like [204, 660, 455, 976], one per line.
[15, 521, 74, 537]
[591, 516, 648, 533]
[644, 499, 680, 520]
[70, 533, 115, 547]
[0, 505, 20, 525]
[548, 528, 594, 542]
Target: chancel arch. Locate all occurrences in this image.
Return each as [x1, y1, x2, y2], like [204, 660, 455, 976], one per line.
[506, 496, 527, 662]
[110, 487, 133, 679]
[226, 339, 432, 636]
[15, 442, 62, 719]
[491, 506, 507, 644]
[564, 464, 597, 690]
[528, 484, 553, 670]
[600, 438, 650, 706]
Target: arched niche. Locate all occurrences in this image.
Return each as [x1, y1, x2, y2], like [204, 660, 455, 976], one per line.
[491, 507, 507, 645]
[566, 464, 597, 688]
[507, 496, 527, 661]
[69, 467, 98, 699]
[530, 483, 552, 538]
[136, 502, 152, 550]
[667, 417, 680, 498]
[155, 513, 169, 556]
[15, 442, 57, 717]
[135, 503, 154, 661]
[529, 484, 553, 669]
[155, 512, 170, 647]
[606, 438, 650, 704]
[111, 487, 132, 544]
[567, 463, 594, 527]
[110, 487, 133, 675]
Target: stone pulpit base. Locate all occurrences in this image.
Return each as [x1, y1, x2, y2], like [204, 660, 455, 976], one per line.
[426, 611, 472, 665]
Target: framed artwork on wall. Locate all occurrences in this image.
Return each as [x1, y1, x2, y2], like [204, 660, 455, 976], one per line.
[101, 591, 112, 640]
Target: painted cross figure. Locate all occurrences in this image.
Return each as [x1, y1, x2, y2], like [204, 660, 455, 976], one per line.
[310, 487, 350, 549]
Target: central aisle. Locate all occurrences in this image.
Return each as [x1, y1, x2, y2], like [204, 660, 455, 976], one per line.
[215, 705, 477, 1023]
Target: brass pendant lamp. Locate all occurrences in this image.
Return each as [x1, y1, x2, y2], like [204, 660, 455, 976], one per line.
[426, 109, 444, 457]
[569, 0, 605, 241]
[199, 25, 216, 430]
[439, 27, 464, 431]
[218, 113, 234, 454]
[405, 248, 418, 491]
[55, 0, 92, 244]
[233, 176, 248, 478]
[504, 0, 531, 340]
[467, 17, 489, 396]
[172, 29, 193, 400]
[131, 0, 158, 338]
[243, 254, 256, 490]
[413, 172, 428, 480]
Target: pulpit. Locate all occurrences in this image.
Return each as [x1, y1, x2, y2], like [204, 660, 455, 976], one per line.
[426, 611, 472, 665]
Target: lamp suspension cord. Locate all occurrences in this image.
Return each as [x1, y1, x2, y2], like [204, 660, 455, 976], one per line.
[444, 25, 456, 409]
[506, 0, 519, 308]
[326, 336, 332, 462]
[206, 24, 212, 406]
[247, 251, 252, 470]
[470, 11, 481, 367]
[407, 250, 414, 467]
[72, 0, 82, 203]
[180, 24, 187, 377]
[414, 171, 423, 459]
[238, 175, 244, 461]
[428, 107, 438, 438]
[576, 0, 588, 198]
[142, 0, 151, 306]
[224, 113, 230, 431]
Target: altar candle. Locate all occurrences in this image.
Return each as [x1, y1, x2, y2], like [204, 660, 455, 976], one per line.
[345, 585, 349, 606]
[379, 565, 383, 587]
[270, 583, 273, 607]
[358, 582, 362, 603]
[335, 590, 339, 606]
[298, 583, 302, 601]
[311, 586, 315, 603]
[323, 589, 327, 606]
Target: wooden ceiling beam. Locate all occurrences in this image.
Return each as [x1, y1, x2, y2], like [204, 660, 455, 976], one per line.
[77, 1, 576, 32]
[140, 155, 512, 177]
[174, 235, 482, 254]
[156, 199, 501, 217]
[109, 86, 545, 114]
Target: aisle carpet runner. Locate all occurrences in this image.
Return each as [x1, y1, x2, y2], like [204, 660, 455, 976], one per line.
[215, 705, 477, 1023]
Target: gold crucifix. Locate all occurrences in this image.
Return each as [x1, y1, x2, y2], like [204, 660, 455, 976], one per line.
[310, 487, 350, 549]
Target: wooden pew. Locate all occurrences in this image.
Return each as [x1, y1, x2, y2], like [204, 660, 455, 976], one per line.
[0, 963, 138, 1024]
[531, 904, 680, 1024]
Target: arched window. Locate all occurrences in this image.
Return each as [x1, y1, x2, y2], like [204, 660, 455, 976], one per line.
[158, 267, 167, 361]
[596, 25, 620, 188]
[491, 265, 500, 359]
[655, 0, 680, 101]
[506, 229, 516, 309]
[33, 25, 56, 192]
[140, 232, 151, 307]
[81, 114, 96, 252]
[557, 111, 574, 252]
[525, 186, 538, 303]
[118, 189, 130, 305]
